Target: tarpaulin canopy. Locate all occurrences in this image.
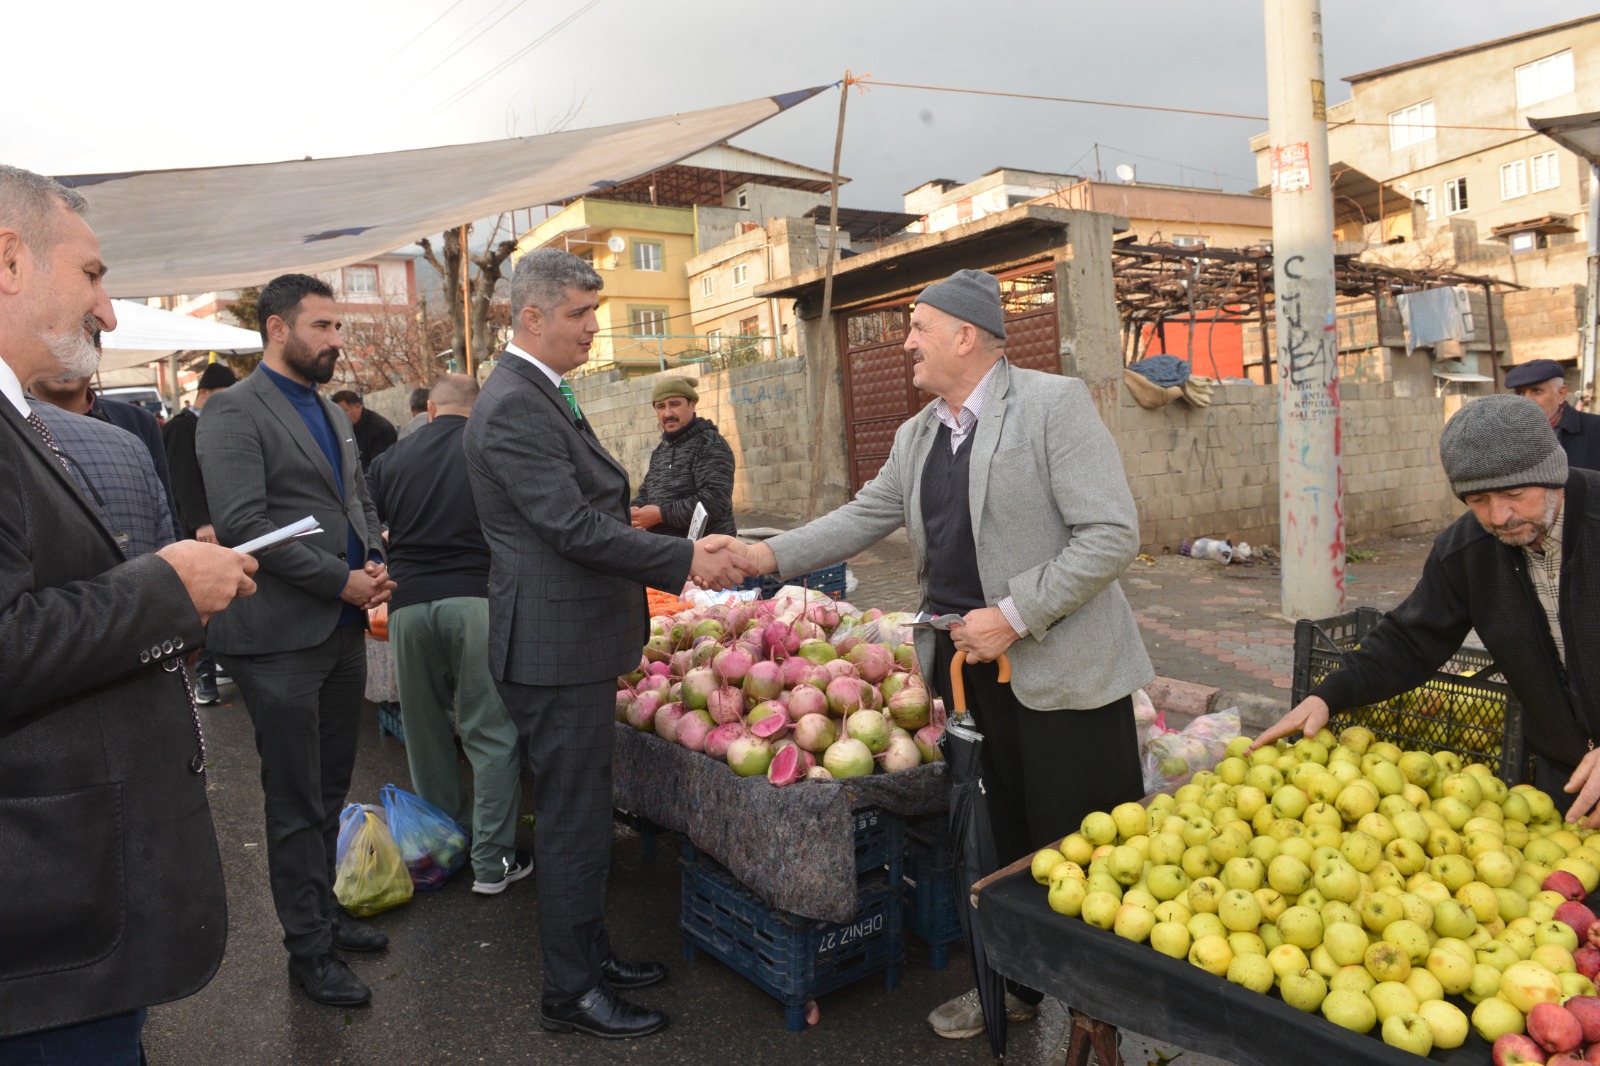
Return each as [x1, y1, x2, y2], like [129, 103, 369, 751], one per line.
[98, 299, 263, 374]
[60, 87, 829, 298]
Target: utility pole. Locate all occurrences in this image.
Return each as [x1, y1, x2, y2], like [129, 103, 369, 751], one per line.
[1265, 0, 1344, 619]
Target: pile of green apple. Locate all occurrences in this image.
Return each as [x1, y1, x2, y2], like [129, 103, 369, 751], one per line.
[1031, 726, 1600, 1059]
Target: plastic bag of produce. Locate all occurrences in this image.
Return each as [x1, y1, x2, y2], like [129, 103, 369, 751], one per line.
[1141, 709, 1241, 793]
[829, 610, 916, 649]
[334, 803, 413, 917]
[380, 783, 469, 891]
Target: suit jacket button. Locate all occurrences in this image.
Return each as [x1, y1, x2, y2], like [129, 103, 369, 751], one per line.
[338, 552, 347, 560]
[150, 645, 163, 659]
[139, 651, 151, 664]
[174, 638, 185, 651]
[162, 640, 174, 655]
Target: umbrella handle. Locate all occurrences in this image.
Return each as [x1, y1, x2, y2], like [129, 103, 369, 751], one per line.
[949, 650, 1012, 717]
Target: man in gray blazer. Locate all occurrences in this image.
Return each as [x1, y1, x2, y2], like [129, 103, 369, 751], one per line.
[197, 273, 396, 1008]
[464, 248, 753, 1040]
[0, 163, 257, 1062]
[710, 269, 1154, 1040]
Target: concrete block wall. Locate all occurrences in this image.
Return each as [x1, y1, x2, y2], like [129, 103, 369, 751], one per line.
[1121, 382, 1459, 552]
[572, 358, 813, 514]
[1502, 286, 1586, 365]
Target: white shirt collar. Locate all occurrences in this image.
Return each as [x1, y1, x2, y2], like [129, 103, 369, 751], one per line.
[503, 341, 564, 389]
[0, 358, 30, 418]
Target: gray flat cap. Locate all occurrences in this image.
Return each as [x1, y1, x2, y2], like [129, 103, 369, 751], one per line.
[1438, 394, 1568, 498]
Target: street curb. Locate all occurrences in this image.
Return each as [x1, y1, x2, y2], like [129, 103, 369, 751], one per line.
[1216, 691, 1291, 734]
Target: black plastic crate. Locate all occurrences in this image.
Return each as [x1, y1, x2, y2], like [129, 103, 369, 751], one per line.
[1292, 607, 1530, 783]
[680, 851, 903, 1031]
[376, 702, 405, 745]
[739, 562, 848, 601]
[904, 812, 953, 868]
[902, 837, 962, 970]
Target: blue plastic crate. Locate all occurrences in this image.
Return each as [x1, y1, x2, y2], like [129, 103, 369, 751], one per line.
[902, 837, 963, 969]
[377, 702, 405, 744]
[680, 852, 903, 1031]
[738, 562, 847, 601]
[851, 806, 905, 879]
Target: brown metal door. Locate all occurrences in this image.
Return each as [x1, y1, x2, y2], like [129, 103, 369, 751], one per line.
[839, 264, 1059, 495]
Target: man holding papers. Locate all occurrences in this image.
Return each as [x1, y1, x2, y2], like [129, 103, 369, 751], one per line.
[197, 273, 395, 1008]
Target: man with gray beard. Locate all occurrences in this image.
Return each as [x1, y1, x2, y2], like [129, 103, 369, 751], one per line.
[1253, 394, 1600, 823]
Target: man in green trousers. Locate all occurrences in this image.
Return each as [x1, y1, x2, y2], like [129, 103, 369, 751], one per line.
[366, 374, 529, 894]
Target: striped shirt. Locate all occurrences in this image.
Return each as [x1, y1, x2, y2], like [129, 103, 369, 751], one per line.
[1524, 508, 1564, 665]
[930, 359, 1027, 639]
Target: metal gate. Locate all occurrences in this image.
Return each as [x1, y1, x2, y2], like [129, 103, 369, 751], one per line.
[838, 264, 1059, 494]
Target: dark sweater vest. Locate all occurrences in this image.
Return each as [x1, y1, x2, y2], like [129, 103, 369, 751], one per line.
[921, 424, 985, 614]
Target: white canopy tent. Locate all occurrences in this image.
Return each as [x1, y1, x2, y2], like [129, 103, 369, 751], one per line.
[1528, 111, 1600, 400]
[99, 299, 262, 374]
[60, 87, 828, 298]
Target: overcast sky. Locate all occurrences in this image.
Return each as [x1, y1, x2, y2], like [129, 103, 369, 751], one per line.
[7, 1, 1593, 214]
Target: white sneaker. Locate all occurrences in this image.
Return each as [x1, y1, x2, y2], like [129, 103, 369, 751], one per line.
[471, 849, 534, 896]
[927, 987, 1038, 1039]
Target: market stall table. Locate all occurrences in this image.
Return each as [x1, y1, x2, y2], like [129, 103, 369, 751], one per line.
[612, 723, 948, 923]
[975, 864, 1497, 1066]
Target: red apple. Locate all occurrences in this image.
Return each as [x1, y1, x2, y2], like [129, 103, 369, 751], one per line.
[1549, 1055, 1584, 1066]
[1531, 1004, 1585, 1055]
[1545, 871, 1587, 902]
[1567, 996, 1600, 1042]
[1577, 948, 1600, 983]
[1494, 1033, 1550, 1066]
[1584, 1042, 1600, 1065]
[1557, 901, 1600, 936]
[1588, 920, 1600, 949]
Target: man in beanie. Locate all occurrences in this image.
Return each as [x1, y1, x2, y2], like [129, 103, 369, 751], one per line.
[164, 359, 238, 703]
[701, 268, 1152, 1039]
[1254, 394, 1600, 823]
[629, 375, 737, 538]
[1505, 358, 1600, 470]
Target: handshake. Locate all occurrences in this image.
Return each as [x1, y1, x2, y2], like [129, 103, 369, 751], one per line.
[687, 535, 780, 591]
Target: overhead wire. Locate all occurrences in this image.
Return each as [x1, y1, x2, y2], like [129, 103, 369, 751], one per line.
[382, 0, 473, 65]
[401, 0, 532, 95]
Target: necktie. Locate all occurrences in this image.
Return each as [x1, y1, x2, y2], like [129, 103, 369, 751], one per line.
[558, 380, 582, 420]
[27, 411, 72, 474]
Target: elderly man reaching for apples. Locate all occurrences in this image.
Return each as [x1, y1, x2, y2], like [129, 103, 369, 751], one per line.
[1253, 395, 1600, 826]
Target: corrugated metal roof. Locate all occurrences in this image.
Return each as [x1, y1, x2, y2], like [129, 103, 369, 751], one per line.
[678, 144, 845, 184]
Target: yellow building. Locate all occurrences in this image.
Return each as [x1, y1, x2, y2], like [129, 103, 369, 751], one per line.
[514, 199, 701, 375]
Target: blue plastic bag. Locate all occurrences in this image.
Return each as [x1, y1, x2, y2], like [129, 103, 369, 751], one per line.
[380, 784, 468, 891]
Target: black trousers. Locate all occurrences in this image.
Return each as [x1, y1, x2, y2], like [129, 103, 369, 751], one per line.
[931, 632, 1144, 868]
[221, 626, 365, 960]
[494, 675, 617, 1009]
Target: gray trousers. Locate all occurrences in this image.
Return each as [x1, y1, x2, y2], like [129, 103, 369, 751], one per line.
[220, 626, 365, 960]
[493, 675, 616, 1008]
[389, 597, 521, 881]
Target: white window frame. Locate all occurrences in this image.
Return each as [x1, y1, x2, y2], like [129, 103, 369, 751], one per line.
[1515, 50, 1575, 109]
[1412, 186, 1437, 221]
[1500, 160, 1528, 201]
[1388, 100, 1436, 150]
[343, 264, 379, 296]
[731, 262, 749, 287]
[632, 240, 663, 272]
[706, 329, 724, 352]
[630, 308, 668, 335]
[735, 190, 749, 209]
[701, 275, 714, 298]
[1445, 176, 1469, 216]
[1171, 235, 1208, 248]
[1531, 151, 1561, 193]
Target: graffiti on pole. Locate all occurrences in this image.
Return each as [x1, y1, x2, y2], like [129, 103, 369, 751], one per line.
[1277, 255, 1339, 420]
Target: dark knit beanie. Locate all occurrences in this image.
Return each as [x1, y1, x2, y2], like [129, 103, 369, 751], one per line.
[1438, 394, 1568, 498]
[915, 269, 1006, 340]
[652, 376, 699, 403]
[196, 362, 237, 390]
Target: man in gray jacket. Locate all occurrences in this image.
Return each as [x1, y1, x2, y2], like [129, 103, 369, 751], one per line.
[707, 268, 1153, 1039]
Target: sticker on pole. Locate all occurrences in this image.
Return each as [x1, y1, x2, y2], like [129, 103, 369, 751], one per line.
[1271, 143, 1312, 193]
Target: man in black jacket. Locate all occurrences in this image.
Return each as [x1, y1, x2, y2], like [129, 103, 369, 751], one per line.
[1506, 359, 1600, 471]
[1254, 394, 1600, 823]
[332, 389, 398, 470]
[629, 376, 736, 539]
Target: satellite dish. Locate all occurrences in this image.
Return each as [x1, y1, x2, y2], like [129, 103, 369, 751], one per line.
[1115, 164, 1136, 184]
[607, 235, 627, 254]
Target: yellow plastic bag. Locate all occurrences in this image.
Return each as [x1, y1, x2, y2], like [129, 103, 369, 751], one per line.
[334, 803, 413, 917]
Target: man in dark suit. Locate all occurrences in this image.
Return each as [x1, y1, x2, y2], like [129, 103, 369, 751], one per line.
[198, 274, 396, 1008]
[0, 163, 258, 1062]
[163, 360, 237, 703]
[32, 399, 177, 556]
[464, 248, 753, 1039]
[1507, 358, 1600, 471]
[332, 389, 397, 470]
[30, 371, 179, 522]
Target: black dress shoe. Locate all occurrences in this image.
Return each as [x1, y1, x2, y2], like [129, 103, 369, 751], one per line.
[541, 982, 667, 1038]
[288, 953, 371, 1006]
[601, 954, 667, 990]
[333, 909, 389, 952]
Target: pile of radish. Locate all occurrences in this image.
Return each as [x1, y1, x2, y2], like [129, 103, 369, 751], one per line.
[618, 593, 944, 787]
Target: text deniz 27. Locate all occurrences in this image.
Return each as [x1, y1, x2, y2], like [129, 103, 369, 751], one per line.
[816, 912, 886, 955]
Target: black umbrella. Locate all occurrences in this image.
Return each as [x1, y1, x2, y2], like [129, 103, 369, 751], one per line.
[942, 649, 1011, 1062]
